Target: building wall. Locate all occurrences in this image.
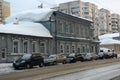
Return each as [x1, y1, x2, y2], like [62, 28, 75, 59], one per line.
[100, 44, 120, 54]
[59, 0, 84, 17]
[49, 11, 100, 55]
[99, 8, 111, 35]
[58, 0, 99, 37]
[111, 13, 120, 33]
[2, 1, 10, 20]
[0, 34, 51, 62]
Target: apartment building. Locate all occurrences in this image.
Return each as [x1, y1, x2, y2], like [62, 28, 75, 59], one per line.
[111, 13, 120, 33]
[58, 0, 84, 17]
[83, 2, 99, 37]
[2, 1, 10, 20]
[99, 8, 112, 35]
[58, 0, 99, 37]
[0, 0, 10, 22]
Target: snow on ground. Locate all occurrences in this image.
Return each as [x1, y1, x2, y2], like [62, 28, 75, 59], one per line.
[0, 63, 15, 74]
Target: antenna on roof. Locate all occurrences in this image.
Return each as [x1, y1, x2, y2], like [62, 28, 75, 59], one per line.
[13, 17, 19, 24]
[38, 3, 43, 8]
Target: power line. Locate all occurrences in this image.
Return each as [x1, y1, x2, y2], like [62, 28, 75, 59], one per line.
[37, 0, 57, 7]
[93, 0, 120, 13]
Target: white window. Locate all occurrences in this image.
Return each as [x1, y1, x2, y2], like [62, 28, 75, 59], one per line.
[1, 48, 6, 59]
[66, 23, 70, 33]
[82, 46, 85, 53]
[32, 41, 36, 53]
[66, 45, 70, 53]
[23, 41, 28, 53]
[77, 45, 81, 53]
[13, 40, 19, 53]
[60, 22, 64, 33]
[72, 45, 75, 53]
[40, 42, 46, 53]
[60, 44, 64, 53]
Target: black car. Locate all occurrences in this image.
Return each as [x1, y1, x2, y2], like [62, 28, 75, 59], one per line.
[67, 53, 84, 63]
[13, 53, 44, 69]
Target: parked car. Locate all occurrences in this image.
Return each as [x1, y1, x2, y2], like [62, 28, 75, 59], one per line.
[104, 50, 113, 59]
[112, 53, 117, 58]
[91, 53, 99, 60]
[13, 53, 44, 69]
[111, 50, 117, 58]
[82, 53, 92, 61]
[98, 50, 104, 59]
[67, 53, 84, 63]
[44, 54, 67, 66]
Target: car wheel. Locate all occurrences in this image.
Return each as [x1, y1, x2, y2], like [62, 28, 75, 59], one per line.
[62, 60, 66, 64]
[39, 62, 44, 67]
[53, 61, 57, 65]
[26, 64, 31, 69]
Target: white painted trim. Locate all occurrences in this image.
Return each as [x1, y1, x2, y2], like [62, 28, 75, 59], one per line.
[40, 42, 46, 54]
[60, 44, 64, 54]
[23, 40, 28, 53]
[32, 41, 37, 53]
[13, 40, 20, 53]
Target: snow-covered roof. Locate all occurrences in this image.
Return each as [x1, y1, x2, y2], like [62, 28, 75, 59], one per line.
[5, 8, 55, 23]
[100, 38, 120, 45]
[99, 33, 120, 45]
[0, 21, 52, 38]
[99, 33, 119, 40]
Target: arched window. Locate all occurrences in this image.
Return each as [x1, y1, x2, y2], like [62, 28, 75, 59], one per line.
[66, 45, 70, 53]
[13, 40, 19, 53]
[32, 41, 36, 53]
[77, 45, 80, 53]
[40, 42, 46, 53]
[82, 46, 85, 53]
[72, 45, 75, 53]
[23, 41, 28, 53]
[60, 44, 64, 53]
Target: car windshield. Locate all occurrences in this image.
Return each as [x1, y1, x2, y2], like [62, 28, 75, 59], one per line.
[68, 53, 75, 57]
[49, 55, 56, 58]
[21, 54, 32, 60]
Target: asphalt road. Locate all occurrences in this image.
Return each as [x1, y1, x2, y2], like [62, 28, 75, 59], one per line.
[45, 60, 120, 80]
[0, 58, 120, 80]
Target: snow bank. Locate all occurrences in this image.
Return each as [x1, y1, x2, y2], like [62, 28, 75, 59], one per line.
[0, 63, 14, 74]
[5, 8, 55, 23]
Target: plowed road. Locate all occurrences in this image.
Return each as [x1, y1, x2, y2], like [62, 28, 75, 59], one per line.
[0, 58, 120, 80]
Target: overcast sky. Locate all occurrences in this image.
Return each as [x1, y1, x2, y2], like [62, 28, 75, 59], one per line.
[4, 0, 120, 15]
